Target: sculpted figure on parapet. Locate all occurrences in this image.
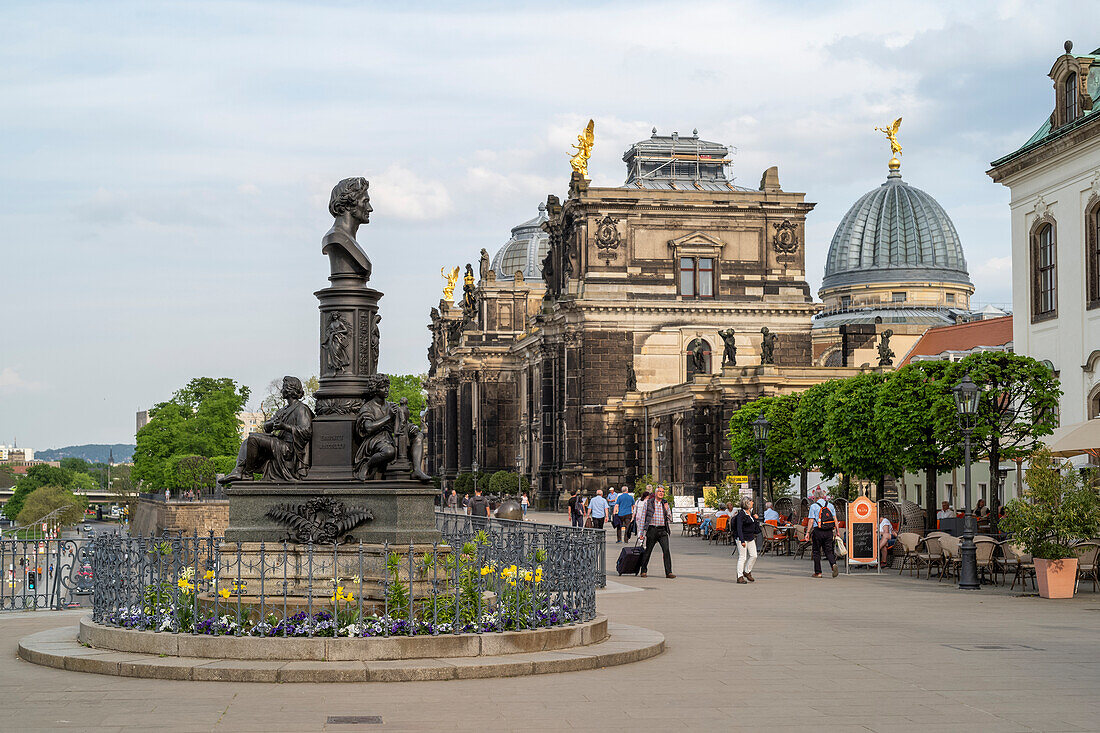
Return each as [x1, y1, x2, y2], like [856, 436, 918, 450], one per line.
[353, 374, 430, 482]
[220, 376, 313, 484]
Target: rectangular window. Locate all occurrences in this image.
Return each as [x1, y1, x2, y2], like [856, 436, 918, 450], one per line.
[678, 257, 715, 298]
[679, 258, 694, 297]
[840, 296, 851, 309]
[892, 291, 907, 303]
[945, 293, 955, 304]
[1089, 208, 1100, 308]
[1036, 225, 1056, 315]
[697, 258, 714, 297]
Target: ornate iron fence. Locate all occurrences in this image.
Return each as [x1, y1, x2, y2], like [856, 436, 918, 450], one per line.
[89, 521, 600, 637]
[0, 537, 93, 611]
[435, 511, 607, 587]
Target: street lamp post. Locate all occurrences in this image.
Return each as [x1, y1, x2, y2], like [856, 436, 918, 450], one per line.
[655, 434, 667, 484]
[953, 374, 981, 591]
[752, 414, 771, 518]
[472, 460, 479, 495]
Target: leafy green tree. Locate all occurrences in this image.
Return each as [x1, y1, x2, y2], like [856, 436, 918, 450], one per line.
[133, 377, 250, 489]
[728, 393, 803, 500]
[167, 455, 217, 496]
[874, 361, 962, 527]
[942, 352, 1062, 526]
[16, 485, 87, 528]
[633, 473, 656, 499]
[824, 372, 898, 485]
[1002, 449, 1100, 559]
[488, 470, 529, 496]
[0, 465, 16, 490]
[3, 464, 76, 520]
[793, 380, 842, 479]
[386, 373, 427, 427]
[59, 457, 92, 474]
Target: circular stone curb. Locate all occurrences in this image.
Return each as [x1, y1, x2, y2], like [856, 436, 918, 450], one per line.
[77, 615, 608, 660]
[19, 623, 664, 683]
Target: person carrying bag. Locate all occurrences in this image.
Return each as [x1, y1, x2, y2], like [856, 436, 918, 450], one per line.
[806, 488, 840, 578]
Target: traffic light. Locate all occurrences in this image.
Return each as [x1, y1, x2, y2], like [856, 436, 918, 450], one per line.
[27, 571, 36, 590]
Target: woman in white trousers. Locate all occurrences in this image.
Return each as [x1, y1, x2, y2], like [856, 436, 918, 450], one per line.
[734, 497, 759, 583]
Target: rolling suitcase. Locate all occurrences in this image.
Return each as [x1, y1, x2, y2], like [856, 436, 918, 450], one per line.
[616, 541, 644, 576]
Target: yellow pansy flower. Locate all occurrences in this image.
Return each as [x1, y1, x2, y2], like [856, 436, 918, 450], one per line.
[218, 588, 231, 599]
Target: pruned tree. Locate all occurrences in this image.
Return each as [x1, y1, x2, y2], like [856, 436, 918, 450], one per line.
[825, 372, 899, 491]
[728, 393, 803, 500]
[793, 380, 842, 479]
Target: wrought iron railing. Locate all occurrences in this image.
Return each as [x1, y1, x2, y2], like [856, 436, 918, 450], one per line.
[0, 537, 93, 611]
[89, 520, 601, 637]
[434, 511, 606, 587]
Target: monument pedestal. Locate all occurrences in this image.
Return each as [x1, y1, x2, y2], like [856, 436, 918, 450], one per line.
[225, 479, 440, 545]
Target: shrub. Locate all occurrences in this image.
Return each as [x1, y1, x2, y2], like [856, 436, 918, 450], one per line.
[1002, 449, 1100, 560]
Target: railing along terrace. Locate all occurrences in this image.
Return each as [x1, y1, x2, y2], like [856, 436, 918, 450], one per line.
[90, 519, 600, 637]
[434, 511, 607, 588]
[0, 537, 92, 611]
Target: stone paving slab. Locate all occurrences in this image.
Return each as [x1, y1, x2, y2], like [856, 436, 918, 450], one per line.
[18, 621, 663, 683]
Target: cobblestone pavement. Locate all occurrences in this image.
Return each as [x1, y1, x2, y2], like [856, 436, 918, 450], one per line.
[2, 515, 1099, 732]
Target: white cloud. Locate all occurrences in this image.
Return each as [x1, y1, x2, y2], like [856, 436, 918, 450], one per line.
[0, 368, 43, 393]
[370, 165, 453, 221]
[976, 256, 1013, 278]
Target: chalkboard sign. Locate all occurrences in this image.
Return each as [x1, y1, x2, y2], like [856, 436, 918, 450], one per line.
[852, 522, 875, 560]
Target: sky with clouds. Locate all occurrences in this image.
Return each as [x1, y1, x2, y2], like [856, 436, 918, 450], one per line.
[0, 0, 1094, 448]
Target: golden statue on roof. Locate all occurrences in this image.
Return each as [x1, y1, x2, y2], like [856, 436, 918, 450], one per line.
[875, 117, 903, 169]
[441, 266, 459, 302]
[569, 119, 595, 178]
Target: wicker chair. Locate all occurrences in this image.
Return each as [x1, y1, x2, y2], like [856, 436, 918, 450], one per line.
[761, 523, 790, 555]
[938, 534, 961, 581]
[920, 535, 945, 579]
[1073, 541, 1100, 593]
[973, 537, 999, 585]
[896, 532, 925, 577]
[1004, 542, 1035, 591]
[774, 497, 795, 522]
[898, 501, 927, 536]
[792, 525, 811, 558]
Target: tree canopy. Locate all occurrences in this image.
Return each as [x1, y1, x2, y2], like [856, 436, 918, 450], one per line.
[3, 464, 77, 520]
[792, 380, 841, 479]
[386, 373, 426, 427]
[133, 377, 250, 489]
[728, 393, 803, 495]
[824, 372, 899, 481]
[16, 485, 87, 528]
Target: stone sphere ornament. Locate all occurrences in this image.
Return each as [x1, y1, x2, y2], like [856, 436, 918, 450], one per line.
[495, 499, 524, 521]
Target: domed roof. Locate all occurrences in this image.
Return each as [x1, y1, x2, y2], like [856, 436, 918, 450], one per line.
[822, 167, 972, 291]
[491, 202, 549, 281]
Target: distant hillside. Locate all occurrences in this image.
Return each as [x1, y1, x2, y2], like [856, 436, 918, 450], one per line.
[36, 444, 135, 464]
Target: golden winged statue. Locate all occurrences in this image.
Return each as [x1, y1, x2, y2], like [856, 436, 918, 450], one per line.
[569, 119, 595, 177]
[441, 266, 460, 302]
[875, 117, 903, 157]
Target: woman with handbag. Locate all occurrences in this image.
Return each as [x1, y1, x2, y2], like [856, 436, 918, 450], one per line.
[734, 497, 760, 584]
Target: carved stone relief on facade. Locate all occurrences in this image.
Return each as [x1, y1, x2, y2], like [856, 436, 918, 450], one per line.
[594, 214, 621, 262]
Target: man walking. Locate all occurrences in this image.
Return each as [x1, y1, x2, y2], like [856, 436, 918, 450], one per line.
[587, 489, 609, 529]
[467, 487, 491, 521]
[614, 486, 635, 543]
[807, 488, 839, 578]
[639, 486, 675, 579]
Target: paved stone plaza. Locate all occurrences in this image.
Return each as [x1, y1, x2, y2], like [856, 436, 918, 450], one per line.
[3, 516, 1099, 732]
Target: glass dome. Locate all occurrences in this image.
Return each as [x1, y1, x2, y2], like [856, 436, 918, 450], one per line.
[491, 203, 549, 281]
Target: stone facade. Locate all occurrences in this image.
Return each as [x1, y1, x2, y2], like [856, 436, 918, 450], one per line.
[426, 131, 853, 506]
[131, 496, 228, 537]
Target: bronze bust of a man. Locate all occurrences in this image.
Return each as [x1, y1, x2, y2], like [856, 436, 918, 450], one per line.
[219, 376, 313, 484]
[322, 177, 373, 283]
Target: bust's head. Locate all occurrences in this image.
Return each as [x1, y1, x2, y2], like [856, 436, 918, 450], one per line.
[280, 376, 305, 401]
[329, 177, 372, 224]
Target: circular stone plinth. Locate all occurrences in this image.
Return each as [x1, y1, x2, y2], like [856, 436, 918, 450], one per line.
[76, 615, 607, 661]
[18, 620, 663, 683]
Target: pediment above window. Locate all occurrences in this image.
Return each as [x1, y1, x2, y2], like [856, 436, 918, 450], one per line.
[667, 231, 724, 256]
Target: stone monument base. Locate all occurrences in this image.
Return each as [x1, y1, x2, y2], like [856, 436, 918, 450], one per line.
[224, 479, 439, 544]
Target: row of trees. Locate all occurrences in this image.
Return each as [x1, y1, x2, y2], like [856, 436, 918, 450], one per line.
[452, 471, 530, 496]
[2, 462, 101, 526]
[727, 352, 1061, 523]
[134, 374, 428, 492]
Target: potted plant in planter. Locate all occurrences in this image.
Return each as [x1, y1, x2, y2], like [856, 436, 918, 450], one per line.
[1002, 448, 1100, 598]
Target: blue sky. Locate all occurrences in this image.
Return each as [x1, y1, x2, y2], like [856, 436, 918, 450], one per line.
[0, 0, 1094, 448]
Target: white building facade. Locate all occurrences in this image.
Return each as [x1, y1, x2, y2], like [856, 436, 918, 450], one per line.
[988, 40, 1100, 426]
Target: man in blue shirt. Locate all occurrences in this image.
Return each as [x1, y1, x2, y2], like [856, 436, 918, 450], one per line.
[614, 487, 635, 543]
[763, 502, 780, 523]
[587, 489, 609, 529]
[806, 488, 839, 578]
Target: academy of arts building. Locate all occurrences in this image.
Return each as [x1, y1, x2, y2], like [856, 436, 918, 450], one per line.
[424, 126, 987, 507]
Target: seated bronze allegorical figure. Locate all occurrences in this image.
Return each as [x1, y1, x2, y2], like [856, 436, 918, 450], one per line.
[219, 376, 313, 484]
[353, 374, 430, 482]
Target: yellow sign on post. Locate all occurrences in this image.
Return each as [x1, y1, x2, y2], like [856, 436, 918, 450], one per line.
[729, 475, 749, 484]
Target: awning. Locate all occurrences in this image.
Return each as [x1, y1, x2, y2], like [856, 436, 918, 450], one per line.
[1043, 419, 1100, 462]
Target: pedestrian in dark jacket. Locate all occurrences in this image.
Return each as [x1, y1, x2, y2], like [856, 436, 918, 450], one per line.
[734, 498, 759, 584]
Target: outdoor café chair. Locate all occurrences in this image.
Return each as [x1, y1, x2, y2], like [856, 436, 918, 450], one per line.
[1005, 542, 1035, 591]
[1072, 541, 1100, 593]
[973, 537, 999, 585]
[918, 535, 945, 580]
[896, 532, 925, 577]
[793, 525, 811, 559]
[938, 534, 961, 581]
[761, 522, 790, 555]
[681, 513, 698, 537]
[711, 515, 731, 545]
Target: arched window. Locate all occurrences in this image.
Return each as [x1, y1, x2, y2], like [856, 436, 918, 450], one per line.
[685, 338, 712, 380]
[1064, 73, 1078, 124]
[1088, 201, 1100, 310]
[1031, 221, 1057, 320]
[1089, 384, 1100, 420]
